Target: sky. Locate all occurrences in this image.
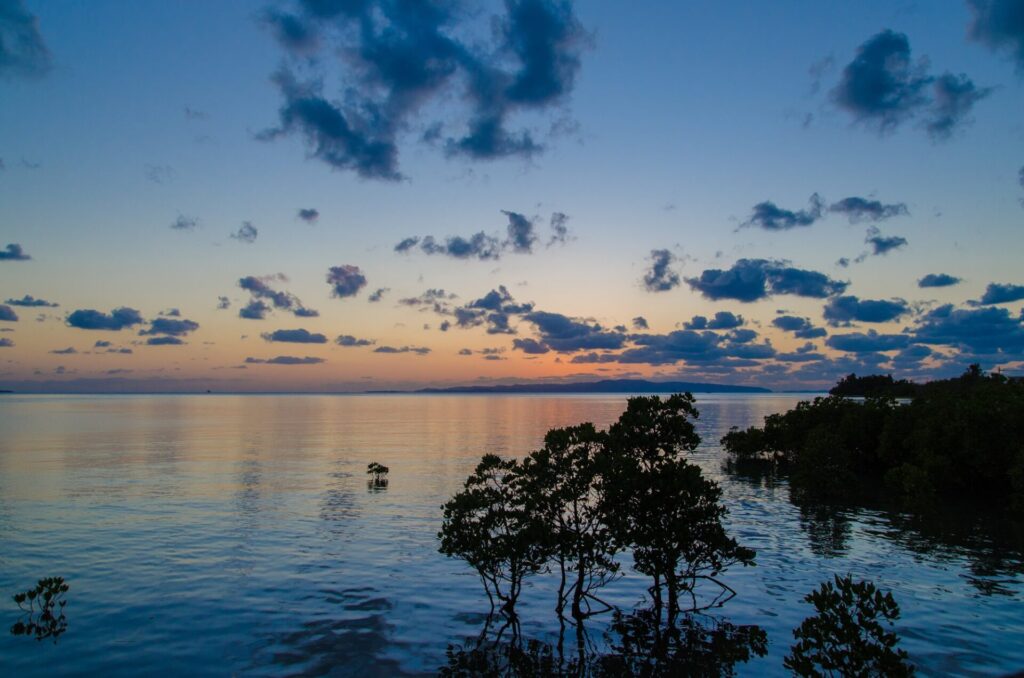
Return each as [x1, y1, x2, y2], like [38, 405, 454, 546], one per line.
[1, 0, 1023, 393]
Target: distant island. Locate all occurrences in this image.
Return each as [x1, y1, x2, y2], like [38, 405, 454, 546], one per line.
[368, 378, 771, 395]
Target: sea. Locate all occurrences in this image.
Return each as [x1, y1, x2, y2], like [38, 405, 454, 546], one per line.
[0, 393, 1021, 676]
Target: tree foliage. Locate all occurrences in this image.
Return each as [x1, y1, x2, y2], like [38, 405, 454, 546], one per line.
[10, 577, 69, 642]
[784, 574, 914, 677]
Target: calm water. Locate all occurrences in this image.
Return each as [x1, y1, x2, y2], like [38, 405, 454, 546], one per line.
[0, 394, 1021, 676]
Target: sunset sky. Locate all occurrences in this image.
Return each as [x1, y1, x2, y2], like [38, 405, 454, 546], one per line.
[1, 0, 1023, 392]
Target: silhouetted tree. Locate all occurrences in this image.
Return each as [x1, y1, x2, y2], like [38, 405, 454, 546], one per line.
[784, 574, 914, 677]
[602, 394, 756, 621]
[520, 423, 620, 620]
[439, 455, 549, 618]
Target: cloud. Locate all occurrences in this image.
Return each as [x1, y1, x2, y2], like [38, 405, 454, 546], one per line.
[831, 30, 990, 139]
[685, 259, 847, 302]
[139, 317, 199, 337]
[399, 288, 458, 310]
[823, 295, 910, 326]
[145, 165, 175, 184]
[374, 345, 431, 355]
[864, 227, 908, 255]
[231, 221, 258, 244]
[67, 307, 144, 331]
[912, 304, 1024, 356]
[548, 212, 570, 246]
[918, 273, 962, 288]
[502, 210, 537, 253]
[367, 287, 389, 303]
[832, 30, 929, 132]
[826, 330, 911, 353]
[261, 328, 328, 343]
[632, 316, 649, 330]
[0, 243, 30, 261]
[683, 311, 744, 330]
[238, 275, 317, 317]
[245, 355, 326, 365]
[642, 249, 680, 292]
[239, 300, 271, 320]
[742, 194, 823, 230]
[326, 265, 368, 298]
[445, 286, 534, 335]
[970, 282, 1024, 305]
[521, 311, 626, 352]
[336, 334, 374, 347]
[926, 72, 993, 140]
[0, 337, 13, 347]
[146, 336, 186, 346]
[170, 214, 198, 231]
[217, 296, 231, 310]
[0, 0, 51, 79]
[772, 315, 827, 339]
[49, 347, 75, 355]
[828, 196, 909, 223]
[967, 0, 1024, 73]
[0, 305, 18, 321]
[512, 337, 550, 354]
[297, 208, 319, 223]
[262, 1, 587, 179]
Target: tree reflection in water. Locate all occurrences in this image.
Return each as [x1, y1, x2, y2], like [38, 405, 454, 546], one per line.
[10, 577, 69, 643]
[440, 608, 766, 677]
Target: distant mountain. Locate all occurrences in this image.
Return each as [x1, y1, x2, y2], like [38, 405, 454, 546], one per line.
[369, 379, 770, 395]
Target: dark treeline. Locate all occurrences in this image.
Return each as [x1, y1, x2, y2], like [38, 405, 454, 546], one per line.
[723, 365, 1024, 512]
[829, 373, 918, 398]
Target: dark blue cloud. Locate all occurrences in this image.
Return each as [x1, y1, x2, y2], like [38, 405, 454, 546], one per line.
[139, 318, 199, 336]
[512, 337, 550, 354]
[926, 72, 993, 140]
[450, 286, 534, 334]
[239, 300, 271, 320]
[374, 345, 430, 355]
[336, 334, 374, 347]
[772, 315, 827, 339]
[823, 295, 910, 326]
[0, 337, 12, 347]
[913, 304, 1024, 356]
[828, 196, 908, 223]
[326, 265, 368, 298]
[245, 355, 326, 365]
[967, 0, 1024, 73]
[298, 208, 319, 223]
[230, 221, 258, 244]
[394, 237, 420, 253]
[146, 336, 186, 346]
[685, 259, 847, 302]
[918, 273, 962, 288]
[0, 243, 30, 261]
[642, 249, 680, 292]
[522, 311, 626, 352]
[831, 30, 989, 139]
[264, 1, 586, 178]
[826, 330, 911, 353]
[367, 287, 389, 303]
[239, 275, 317, 317]
[683, 312, 744, 331]
[502, 210, 537, 253]
[261, 328, 328, 344]
[970, 282, 1024, 305]
[0, 305, 17, 321]
[548, 212, 570, 246]
[67, 307, 144, 331]
[631, 316, 649, 330]
[422, 233, 502, 260]
[865, 227, 908, 255]
[5, 294, 57, 307]
[217, 296, 231, 310]
[743, 194, 823, 230]
[0, 0, 51, 79]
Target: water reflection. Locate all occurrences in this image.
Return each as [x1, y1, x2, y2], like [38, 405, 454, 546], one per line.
[440, 609, 767, 676]
[9, 578, 69, 643]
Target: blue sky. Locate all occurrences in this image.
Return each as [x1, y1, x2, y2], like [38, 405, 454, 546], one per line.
[1, 0, 1022, 392]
